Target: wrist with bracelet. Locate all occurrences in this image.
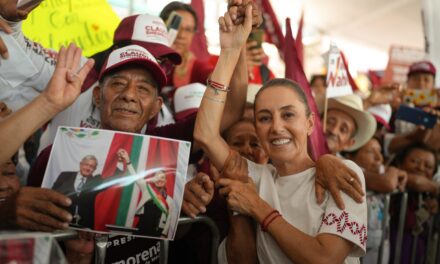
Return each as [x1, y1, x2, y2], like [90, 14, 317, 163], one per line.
[207, 79, 230, 94]
[261, 209, 281, 232]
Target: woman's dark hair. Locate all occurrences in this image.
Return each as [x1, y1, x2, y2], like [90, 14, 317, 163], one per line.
[160, 2, 198, 31]
[392, 143, 438, 175]
[253, 78, 311, 116]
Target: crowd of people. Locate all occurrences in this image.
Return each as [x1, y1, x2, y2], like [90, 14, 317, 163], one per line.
[0, 0, 439, 263]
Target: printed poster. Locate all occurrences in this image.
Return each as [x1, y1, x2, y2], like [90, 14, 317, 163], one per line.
[41, 127, 191, 240]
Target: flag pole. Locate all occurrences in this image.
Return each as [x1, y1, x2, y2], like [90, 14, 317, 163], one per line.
[322, 93, 328, 132]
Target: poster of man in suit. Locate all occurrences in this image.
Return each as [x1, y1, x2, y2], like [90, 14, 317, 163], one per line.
[42, 127, 190, 240]
[51, 155, 99, 227]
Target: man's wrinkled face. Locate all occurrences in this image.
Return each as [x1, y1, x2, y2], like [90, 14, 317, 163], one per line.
[79, 159, 97, 178]
[325, 109, 356, 154]
[94, 66, 163, 133]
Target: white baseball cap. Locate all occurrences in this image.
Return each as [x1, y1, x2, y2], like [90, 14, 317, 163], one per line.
[113, 14, 181, 64]
[173, 83, 206, 121]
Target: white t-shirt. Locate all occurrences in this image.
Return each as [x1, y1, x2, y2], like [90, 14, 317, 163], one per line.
[219, 159, 367, 264]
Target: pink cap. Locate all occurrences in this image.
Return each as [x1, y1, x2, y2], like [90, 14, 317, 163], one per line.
[113, 14, 181, 65]
[407, 61, 436, 77]
[99, 45, 167, 88]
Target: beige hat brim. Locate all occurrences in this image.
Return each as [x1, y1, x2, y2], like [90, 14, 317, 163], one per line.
[328, 99, 377, 151]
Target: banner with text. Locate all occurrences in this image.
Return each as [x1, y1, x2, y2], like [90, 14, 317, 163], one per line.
[22, 0, 120, 57]
[326, 44, 353, 98]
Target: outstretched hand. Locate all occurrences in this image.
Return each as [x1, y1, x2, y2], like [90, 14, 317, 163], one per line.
[315, 154, 365, 210]
[41, 43, 94, 113]
[219, 3, 253, 51]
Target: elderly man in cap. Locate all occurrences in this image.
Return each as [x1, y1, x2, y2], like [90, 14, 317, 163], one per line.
[24, 42, 239, 263]
[325, 94, 377, 155]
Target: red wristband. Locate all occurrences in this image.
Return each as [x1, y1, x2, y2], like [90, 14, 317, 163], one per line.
[261, 210, 279, 229]
[262, 213, 281, 232]
[207, 78, 230, 92]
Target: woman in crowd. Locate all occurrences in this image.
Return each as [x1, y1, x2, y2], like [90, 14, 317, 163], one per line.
[159, 2, 214, 97]
[390, 143, 438, 264]
[345, 137, 407, 264]
[194, 5, 367, 263]
[224, 118, 269, 165]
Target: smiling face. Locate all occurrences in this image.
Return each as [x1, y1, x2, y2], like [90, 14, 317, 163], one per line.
[172, 10, 196, 56]
[79, 159, 97, 178]
[94, 66, 163, 133]
[225, 120, 269, 164]
[325, 109, 356, 154]
[154, 171, 167, 188]
[0, 160, 20, 200]
[400, 148, 436, 179]
[254, 86, 314, 165]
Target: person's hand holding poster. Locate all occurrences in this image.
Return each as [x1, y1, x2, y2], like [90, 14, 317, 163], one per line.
[41, 127, 191, 240]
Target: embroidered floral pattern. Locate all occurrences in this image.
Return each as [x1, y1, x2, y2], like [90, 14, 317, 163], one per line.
[321, 210, 367, 246]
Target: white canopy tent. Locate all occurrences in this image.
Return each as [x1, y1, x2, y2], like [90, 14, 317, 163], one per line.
[109, 0, 434, 84]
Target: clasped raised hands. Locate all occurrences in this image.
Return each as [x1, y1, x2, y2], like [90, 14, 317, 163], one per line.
[219, 3, 253, 51]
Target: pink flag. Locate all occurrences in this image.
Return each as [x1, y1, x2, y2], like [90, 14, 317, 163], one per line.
[285, 18, 329, 160]
[296, 10, 304, 67]
[256, 0, 285, 53]
[190, 0, 210, 61]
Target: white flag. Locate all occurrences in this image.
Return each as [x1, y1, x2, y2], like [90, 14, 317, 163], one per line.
[326, 44, 353, 98]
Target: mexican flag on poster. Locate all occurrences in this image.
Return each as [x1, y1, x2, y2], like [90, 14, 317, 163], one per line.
[326, 43, 353, 98]
[42, 127, 191, 240]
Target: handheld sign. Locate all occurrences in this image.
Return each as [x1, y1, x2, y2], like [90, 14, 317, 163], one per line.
[42, 127, 191, 240]
[326, 44, 353, 98]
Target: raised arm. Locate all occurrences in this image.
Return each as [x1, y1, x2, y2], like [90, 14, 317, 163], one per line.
[0, 43, 94, 163]
[194, 4, 253, 171]
[220, 46, 248, 131]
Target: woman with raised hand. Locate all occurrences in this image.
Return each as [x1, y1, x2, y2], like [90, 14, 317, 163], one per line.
[194, 4, 367, 263]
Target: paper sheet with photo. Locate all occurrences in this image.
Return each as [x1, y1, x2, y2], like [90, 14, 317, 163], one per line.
[42, 127, 191, 240]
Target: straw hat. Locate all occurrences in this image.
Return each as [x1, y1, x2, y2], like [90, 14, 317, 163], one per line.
[328, 94, 377, 151]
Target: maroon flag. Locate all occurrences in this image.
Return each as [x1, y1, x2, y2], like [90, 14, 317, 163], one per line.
[284, 18, 329, 160]
[256, 0, 285, 53]
[296, 10, 304, 67]
[340, 51, 360, 92]
[190, 0, 210, 61]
